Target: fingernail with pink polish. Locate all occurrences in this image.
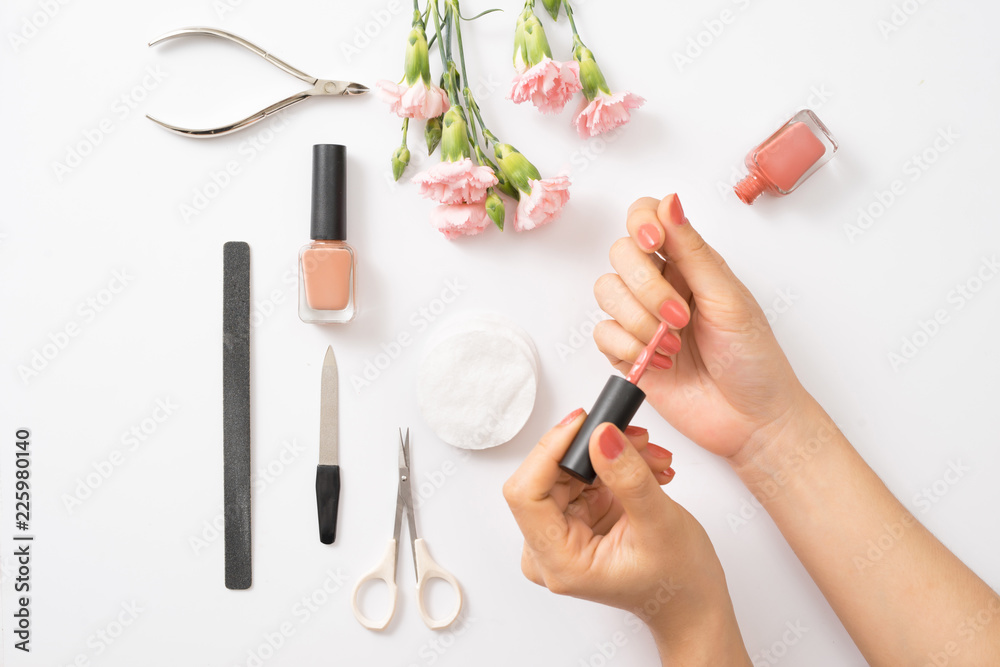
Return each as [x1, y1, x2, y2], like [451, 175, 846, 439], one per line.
[637, 223, 660, 251]
[650, 353, 673, 370]
[657, 332, 682, 356]
[559, 408, 584, 426]
[659, 300, 690, 329]
[624, 425, 647, 436]
[599, 427, 625, 460]
[665, 195, 686, 226]
[648, 444, 672, 459]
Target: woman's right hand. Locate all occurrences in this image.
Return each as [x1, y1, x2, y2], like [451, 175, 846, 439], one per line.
[593, 194, 813, 463]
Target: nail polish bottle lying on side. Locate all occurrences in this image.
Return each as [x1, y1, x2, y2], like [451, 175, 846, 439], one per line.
[734, 109, 838, 205]
[299, 144, 357, 324]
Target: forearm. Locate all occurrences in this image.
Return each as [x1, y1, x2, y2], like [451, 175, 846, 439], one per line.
[731, 398, 1000, 665]
[648, 573, 752, 666]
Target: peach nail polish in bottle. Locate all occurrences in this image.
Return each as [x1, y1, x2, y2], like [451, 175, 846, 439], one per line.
[299, 144, 357, 324]
[734, 110, 838, 205]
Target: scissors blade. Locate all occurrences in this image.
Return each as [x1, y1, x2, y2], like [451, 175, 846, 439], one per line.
[396, 429, 420, 580]
[399, 428, 409, 468]
[392, 430, 407, 543]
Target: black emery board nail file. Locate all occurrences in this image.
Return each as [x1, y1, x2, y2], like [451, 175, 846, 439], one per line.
[223, 241, 252, 590]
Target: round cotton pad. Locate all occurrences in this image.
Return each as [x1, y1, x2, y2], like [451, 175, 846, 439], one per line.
[429, 312, 540, 380]
[418, 317, 539, 450]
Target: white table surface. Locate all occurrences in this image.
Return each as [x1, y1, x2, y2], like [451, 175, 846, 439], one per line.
[3, 0, 999, 664]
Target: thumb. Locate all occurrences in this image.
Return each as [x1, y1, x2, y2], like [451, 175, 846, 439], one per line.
[589, 423, 671, 525]
[655, 194, 742, 302]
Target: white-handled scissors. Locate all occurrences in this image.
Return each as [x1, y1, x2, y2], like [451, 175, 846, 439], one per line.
[351, 429, 463, 630]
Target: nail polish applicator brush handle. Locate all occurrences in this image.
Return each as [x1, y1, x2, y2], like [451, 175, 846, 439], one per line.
[558, 323, 670, 484]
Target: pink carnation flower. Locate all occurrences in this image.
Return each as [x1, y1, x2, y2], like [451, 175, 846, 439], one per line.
[514, 176, 571, 232]
[573, 91, 645, 138]
[430, 202, 491, 240]
[411, 158, 498, 205]
[375, 80, 450, 119]
[508, 58, 582, 114]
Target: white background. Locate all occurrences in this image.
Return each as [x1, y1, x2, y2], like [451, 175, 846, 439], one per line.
[2, 0, 999, 665]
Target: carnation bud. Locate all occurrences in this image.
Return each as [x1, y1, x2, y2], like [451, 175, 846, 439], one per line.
[391, 145, 411, 181]
[494, 143, 541, 194]
[440, 107, 471, 162]
[425, 116, 443, 154]
[495, 169, 520, 200]
[541, 0, 561, 20]
[477, 149, 519, 199]
[485, 191, 505, 231]
[573, 39, 610, 101]
[404, 24, 432, 86]
[513, 8, 552, 70]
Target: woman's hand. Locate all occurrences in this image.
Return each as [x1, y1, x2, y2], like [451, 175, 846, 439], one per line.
[593, 194, 812, 463]
[503, 412, 749, 664]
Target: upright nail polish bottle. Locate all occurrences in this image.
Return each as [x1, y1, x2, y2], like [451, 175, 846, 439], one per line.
[734, 109, 838, 205]
[299, 144, 357, 324]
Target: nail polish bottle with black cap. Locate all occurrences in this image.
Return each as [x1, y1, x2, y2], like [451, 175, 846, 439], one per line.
[299, 144, 357, 324]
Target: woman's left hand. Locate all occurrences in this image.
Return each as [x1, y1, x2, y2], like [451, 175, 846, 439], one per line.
[503, 410, 750, 664]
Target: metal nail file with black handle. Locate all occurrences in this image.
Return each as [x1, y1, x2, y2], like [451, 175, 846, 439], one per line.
[316, 346, 341, 544]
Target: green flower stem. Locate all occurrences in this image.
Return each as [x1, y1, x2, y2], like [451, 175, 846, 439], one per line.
[401, 117, 409, 145]
[430, 0, 460, 105]
[462, 89, 482, 146]
[450, 0, 470, 91]
[562, 0, 580, 39]
[468, 96, 498, 145]
[449, 0, 484, 149]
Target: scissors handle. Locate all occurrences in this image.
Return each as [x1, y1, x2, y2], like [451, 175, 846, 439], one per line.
[414, 538, 463, 630]
[351, 539, 398, 631]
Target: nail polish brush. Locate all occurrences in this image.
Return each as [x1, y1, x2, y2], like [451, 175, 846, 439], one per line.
[558, 322, 671, 484]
